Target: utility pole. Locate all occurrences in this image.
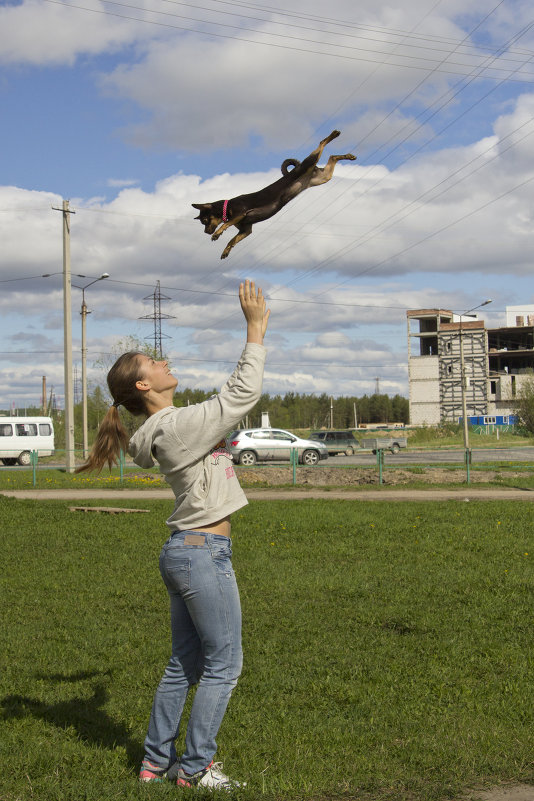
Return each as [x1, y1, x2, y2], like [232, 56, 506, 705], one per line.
[53, 199, 76, 472]
[330, 396, 334, 429]
[63, 200, 75, 472]
[73, 273, 109, 459]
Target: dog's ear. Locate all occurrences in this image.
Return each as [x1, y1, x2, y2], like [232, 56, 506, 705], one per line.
[192, 203, 210, 210]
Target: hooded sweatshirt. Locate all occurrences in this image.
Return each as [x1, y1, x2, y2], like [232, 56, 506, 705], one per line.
[128, 342, 266, 532]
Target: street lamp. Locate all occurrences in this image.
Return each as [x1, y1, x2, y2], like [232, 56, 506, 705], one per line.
[459, 299, 493, 451]
[72, 274, 110, 458]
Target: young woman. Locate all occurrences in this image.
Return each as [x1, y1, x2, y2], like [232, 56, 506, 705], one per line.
[78, 280, 269, 789]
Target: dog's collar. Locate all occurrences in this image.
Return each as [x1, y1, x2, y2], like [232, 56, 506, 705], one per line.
[222, 199, 229, 222]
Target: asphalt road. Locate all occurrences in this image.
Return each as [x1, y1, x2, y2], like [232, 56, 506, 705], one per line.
[324, 446, 534, 466]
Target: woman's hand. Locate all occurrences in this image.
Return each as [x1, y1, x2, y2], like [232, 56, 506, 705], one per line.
[239, 279, 270, 344]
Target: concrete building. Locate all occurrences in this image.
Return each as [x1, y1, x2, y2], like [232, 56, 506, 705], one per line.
[407, 308, 534, 427]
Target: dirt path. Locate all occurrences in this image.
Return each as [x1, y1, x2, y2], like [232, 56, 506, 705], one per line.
[460, 786, 534, 801]
[2, 487, 534, 501]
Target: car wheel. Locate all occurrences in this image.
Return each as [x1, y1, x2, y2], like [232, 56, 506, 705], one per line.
[18, 451, 31, 466]
[2, 458, 17, 466]
[345, 447, 354, 455]
[391, 443, 400, 453]
[301, 449, 319, 466]
[239, 450, 257, 466]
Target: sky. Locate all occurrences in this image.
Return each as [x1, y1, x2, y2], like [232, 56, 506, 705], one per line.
[2, 0, 534, 414]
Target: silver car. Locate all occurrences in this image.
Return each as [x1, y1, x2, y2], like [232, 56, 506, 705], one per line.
[227, 428, 328, 466]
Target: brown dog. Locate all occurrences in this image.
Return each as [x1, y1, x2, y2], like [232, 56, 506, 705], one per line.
[192, 130, 356, 259]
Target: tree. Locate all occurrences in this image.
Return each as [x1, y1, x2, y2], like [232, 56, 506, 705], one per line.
[515, 374, 534, 435]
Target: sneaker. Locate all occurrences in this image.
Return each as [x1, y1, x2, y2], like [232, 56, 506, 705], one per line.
[139, 758, 179, 783]
[176, 761, 245, 791]
[139, 759, 167, 783]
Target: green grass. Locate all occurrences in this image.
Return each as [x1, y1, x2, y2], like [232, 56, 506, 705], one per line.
[1, 497, 534, 800]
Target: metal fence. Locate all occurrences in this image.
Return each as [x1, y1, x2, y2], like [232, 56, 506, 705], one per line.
[1, 447, 533, 487]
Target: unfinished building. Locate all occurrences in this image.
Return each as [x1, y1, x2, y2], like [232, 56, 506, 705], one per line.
[407, 308, 534, 427]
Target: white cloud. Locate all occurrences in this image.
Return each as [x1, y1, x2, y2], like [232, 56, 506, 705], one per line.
[0, 0, 153, 66]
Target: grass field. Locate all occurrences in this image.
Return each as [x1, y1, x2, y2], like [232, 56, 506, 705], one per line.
[1, 496, 534, 801]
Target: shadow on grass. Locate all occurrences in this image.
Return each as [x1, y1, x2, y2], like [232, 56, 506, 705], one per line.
[2, 670, 142, 771]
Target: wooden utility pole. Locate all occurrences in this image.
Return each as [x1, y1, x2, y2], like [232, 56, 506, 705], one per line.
[53, 199, 76, 472]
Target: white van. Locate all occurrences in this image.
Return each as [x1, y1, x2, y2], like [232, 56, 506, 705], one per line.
[0, 416, 55, 465]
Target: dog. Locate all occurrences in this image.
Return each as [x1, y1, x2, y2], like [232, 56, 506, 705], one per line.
[192, 130, 356, 259]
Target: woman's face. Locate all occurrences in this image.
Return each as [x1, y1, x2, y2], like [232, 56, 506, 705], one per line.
[136, 356, 178, 394]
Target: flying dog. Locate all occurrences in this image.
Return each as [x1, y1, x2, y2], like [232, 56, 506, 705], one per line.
[192, 130, 356, 259]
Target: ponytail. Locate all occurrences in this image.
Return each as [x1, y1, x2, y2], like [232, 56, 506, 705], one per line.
[75, 405, 130, 473]
[76, 351, 147, 473]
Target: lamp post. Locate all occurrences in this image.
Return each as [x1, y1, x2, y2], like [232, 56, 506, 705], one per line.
[72, 274, 110, 459]
[459, 299, 493, 451]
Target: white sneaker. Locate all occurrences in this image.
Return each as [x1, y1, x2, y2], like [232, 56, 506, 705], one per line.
[177, 761, 246, 791]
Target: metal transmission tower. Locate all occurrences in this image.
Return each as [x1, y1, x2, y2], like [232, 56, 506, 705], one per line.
[140, 281, 175, 357]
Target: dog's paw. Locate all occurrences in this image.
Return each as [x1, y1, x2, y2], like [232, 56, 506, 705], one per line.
[345, 154, 357, 160]
[211, 232, 221, 241]
[220, 250, 229, 259]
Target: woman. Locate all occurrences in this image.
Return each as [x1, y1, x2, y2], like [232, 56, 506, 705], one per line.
[78, 279, 269, 789]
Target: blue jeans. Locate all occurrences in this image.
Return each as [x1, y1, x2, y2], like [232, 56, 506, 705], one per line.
[143, 531, 243, 775]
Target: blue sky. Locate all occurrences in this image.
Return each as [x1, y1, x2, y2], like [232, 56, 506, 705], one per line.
[1, 0, 534, 416]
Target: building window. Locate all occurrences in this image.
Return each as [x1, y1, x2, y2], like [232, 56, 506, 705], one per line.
[483, 416, 496, 425]
[490, 381, 496, 394]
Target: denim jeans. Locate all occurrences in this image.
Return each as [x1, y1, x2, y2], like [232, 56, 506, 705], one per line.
[143, 531, 243, 775]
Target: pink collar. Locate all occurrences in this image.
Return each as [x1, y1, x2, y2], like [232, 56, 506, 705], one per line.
[222, 199, 229, 222]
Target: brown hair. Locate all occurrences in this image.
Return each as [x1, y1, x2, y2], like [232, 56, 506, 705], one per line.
[76, 351, 147, 473]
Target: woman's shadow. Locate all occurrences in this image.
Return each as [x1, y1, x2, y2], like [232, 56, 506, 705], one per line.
[2, 670, 142, 771]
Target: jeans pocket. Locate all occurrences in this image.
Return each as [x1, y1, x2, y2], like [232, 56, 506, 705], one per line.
[162, 548, 192, 593]
[211, 547, 234, 579]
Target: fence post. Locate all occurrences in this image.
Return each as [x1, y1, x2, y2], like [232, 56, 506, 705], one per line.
[119, 449, 124, 483]
[465, 448, 471, 484]
[31, 450, 38, 487]
[376, 448, 384, 485]
[291, 448, 297, 485]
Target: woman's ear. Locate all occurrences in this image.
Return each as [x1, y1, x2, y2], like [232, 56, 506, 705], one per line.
[135, 379, 150, 392]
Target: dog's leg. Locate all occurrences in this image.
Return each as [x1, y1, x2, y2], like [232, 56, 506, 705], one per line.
[308, 130, 341, 162]
[309, 153, 356, 186]
[211, 214, 246, 241]
[220, 226, 252, 259]
[291, 130, 343, 179]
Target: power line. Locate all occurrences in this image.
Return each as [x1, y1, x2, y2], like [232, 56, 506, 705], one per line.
[42, 0, 534, 82]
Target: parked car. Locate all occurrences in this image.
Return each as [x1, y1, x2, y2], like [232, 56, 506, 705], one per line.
[309, 430, 360, 456]
[227, 428, 328, 466]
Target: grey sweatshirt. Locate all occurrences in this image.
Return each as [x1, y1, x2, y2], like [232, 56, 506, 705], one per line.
[128, 342, 266, 532]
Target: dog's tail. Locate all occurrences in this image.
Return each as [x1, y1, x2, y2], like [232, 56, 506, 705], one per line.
[281, 158, 300, 176]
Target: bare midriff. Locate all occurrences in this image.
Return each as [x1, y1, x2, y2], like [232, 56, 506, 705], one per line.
[190, 515, 231, 538]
